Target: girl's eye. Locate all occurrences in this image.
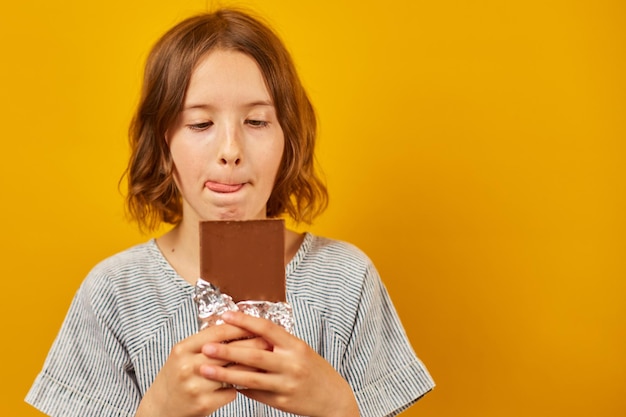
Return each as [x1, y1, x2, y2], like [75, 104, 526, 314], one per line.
[246, 119, 269, 128]
[188, 121, 213, 131]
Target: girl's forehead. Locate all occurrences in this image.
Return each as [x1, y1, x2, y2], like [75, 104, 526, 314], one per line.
[184, 49, 273, 108]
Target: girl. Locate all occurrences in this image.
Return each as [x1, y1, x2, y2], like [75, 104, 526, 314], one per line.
[26, 9, 434, 417]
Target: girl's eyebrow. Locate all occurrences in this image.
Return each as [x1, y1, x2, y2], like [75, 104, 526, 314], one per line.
[183, 100, 274, 111]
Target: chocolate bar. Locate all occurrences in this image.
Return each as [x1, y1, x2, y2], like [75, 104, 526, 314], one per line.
[199, 219, 286, 302]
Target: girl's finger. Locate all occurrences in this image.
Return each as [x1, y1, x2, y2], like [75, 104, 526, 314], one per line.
[200, 363, 282, 392]
[226, 336, 273, 351]
[182, 323, 256, 352]
[220, 311, 292, 347]
[202, 341, 282, 373]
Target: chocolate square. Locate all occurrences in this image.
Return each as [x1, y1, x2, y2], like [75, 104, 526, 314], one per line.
[199, 219, 286, 302]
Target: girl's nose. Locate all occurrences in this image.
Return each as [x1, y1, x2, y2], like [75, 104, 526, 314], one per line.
[217, 124, 242, 166]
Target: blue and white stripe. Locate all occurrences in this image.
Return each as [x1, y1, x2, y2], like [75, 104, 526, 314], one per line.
[26, 233, 434, 416]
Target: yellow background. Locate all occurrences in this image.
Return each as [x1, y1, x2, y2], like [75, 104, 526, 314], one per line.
[2, 0, 624, 416]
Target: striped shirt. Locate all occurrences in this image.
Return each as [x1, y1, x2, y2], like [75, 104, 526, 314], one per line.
[26, 233, 434, 416]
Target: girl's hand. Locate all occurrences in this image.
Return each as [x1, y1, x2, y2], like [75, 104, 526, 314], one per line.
[200, 311, 360, 417]
[135, 323, 269, 417]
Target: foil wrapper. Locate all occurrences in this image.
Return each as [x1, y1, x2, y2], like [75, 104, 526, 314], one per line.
[193, 278, 294, 334]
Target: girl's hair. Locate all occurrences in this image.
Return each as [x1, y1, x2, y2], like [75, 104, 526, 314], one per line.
[124, 8, 328, 231]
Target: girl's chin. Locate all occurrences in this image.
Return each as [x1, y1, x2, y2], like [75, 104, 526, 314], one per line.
[200, 208, 266, 222]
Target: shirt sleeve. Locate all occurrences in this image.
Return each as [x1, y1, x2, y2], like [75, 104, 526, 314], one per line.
[25, 272, 141, 417]
[340, 262, 435, 417]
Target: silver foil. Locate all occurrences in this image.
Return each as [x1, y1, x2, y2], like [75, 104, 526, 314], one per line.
[193, 278, 294, 333]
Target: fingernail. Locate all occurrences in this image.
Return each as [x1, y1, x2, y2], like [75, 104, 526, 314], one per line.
[204, 344, 218, 355]
[201, 365, 216, 377]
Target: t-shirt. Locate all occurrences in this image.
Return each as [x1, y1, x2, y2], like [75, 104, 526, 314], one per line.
[26, 233, 434, 416]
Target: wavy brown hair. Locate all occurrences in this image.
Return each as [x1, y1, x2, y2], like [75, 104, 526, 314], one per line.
[124, 9, 328, 231]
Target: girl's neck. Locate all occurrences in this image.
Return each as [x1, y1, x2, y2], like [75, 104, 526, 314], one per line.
[155, 219, 199, 284]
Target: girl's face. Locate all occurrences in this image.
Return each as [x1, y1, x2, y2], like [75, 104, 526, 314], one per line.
[167, 49, 284, 223]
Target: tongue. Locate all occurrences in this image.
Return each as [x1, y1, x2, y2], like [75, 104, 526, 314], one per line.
[206, 182, 243, 193]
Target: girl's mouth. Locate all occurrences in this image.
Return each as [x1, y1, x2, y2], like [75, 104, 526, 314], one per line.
[205, 181, 245, 193]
